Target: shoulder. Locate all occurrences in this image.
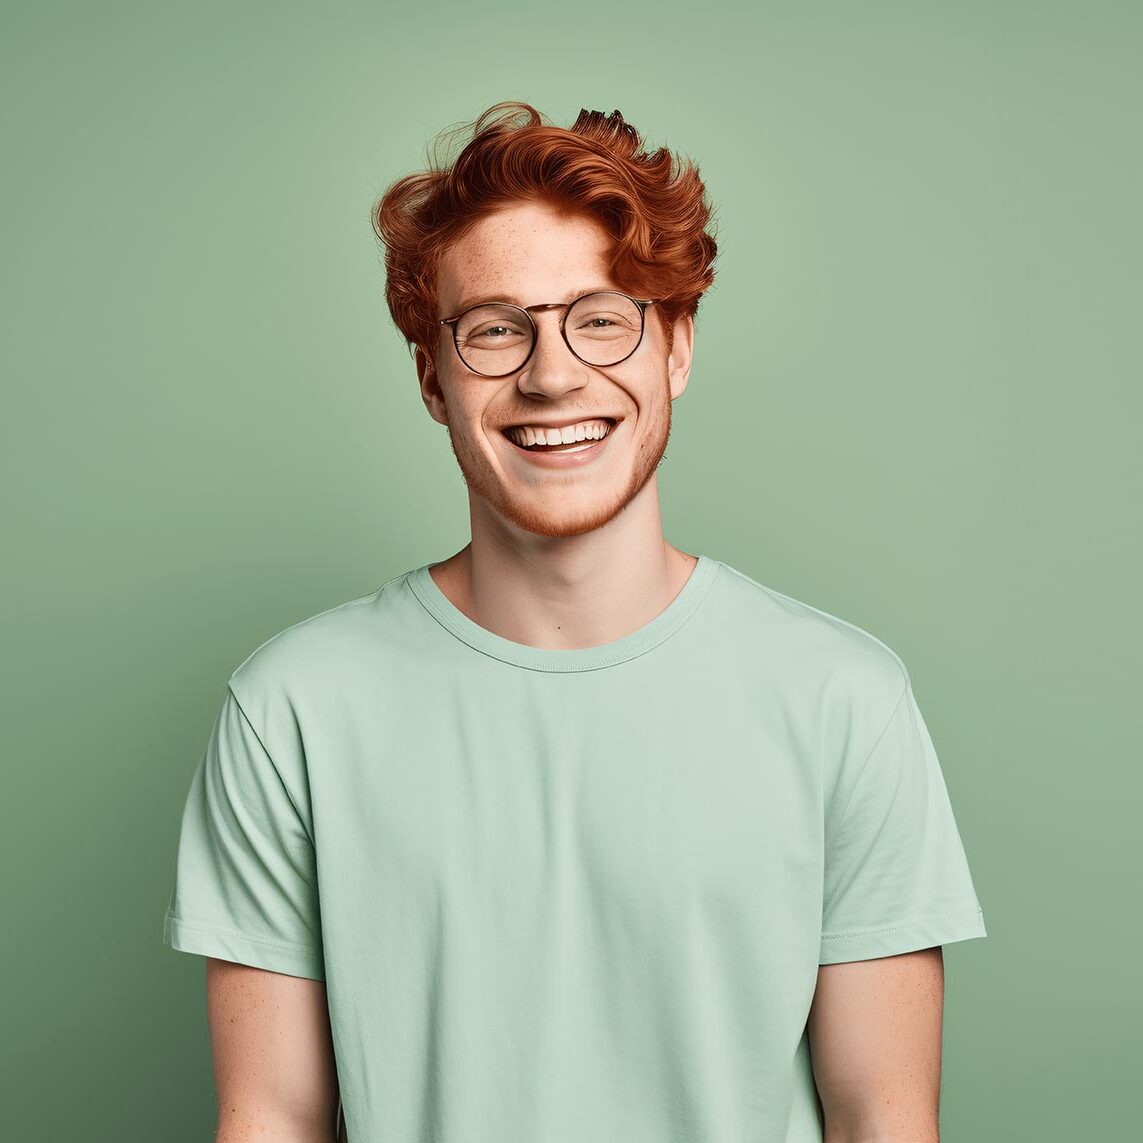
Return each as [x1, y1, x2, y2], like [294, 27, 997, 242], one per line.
[711, 560, 909, 718]
[226, 569, 415, 720]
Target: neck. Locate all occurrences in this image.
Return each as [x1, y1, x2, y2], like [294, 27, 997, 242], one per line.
[428, 517, 698, 652]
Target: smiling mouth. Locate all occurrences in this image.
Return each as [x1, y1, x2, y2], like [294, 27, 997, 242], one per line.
[502, 417, 619, 452]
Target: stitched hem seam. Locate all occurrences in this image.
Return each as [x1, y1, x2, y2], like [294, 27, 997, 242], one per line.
[821, 905, 983, 941]
[164, 909, 320, 955]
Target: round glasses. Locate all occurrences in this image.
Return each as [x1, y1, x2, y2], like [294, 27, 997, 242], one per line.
[439, 290, 659, 378]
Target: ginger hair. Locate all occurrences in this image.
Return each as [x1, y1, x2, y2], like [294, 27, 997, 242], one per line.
[372, 101, 718, 366]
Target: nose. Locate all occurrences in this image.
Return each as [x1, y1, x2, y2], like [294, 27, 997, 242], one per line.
[516, 312, 591, 400]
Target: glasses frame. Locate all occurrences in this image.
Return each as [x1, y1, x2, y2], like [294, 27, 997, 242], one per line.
[439, 290, 659, 378]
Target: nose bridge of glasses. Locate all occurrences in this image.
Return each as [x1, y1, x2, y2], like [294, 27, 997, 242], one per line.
[524, 302, 572, 342]
[527, 303, 582, 369]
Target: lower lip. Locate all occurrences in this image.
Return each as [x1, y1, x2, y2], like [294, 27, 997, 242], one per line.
[502, 423, 618, 468]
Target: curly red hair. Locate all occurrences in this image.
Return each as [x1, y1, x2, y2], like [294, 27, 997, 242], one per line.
[372, 101, 718, 366]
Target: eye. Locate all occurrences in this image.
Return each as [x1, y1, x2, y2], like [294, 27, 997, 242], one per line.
[570, 309, 638, 338]
[461, 321, 529, 346]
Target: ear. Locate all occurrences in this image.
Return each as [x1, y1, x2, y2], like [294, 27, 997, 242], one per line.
[415, 346, 449, 427]
[667, 313, 694, 400]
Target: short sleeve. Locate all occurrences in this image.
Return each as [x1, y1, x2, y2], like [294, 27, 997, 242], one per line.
[819, 676, 986, 964]
[162, 684, 325, 980]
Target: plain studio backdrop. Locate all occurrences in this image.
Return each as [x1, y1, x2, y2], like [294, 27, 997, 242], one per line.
[1, 1, 1139, 1138]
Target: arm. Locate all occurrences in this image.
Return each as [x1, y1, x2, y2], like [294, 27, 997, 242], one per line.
[207, 957, 340, 1143]
[806, 946, 945, 1143]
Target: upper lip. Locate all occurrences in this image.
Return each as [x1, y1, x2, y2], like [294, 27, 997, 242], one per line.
[502, 416, 619, 431]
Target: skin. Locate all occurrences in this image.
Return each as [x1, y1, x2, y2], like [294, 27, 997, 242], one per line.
[206, 197, 948, 1143]
[414, 199, 699, 650]
[206, 958, 340, 1142]
[809, 948, 946, 1141]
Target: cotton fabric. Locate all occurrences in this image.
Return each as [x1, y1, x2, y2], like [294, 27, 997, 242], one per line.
[162, 555, 986, 1141]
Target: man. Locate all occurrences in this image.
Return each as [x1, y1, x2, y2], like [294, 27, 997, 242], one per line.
[163, 102, 987, 1143]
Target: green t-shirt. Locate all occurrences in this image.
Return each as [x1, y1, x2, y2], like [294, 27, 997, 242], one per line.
[162, 554, 986, 1141]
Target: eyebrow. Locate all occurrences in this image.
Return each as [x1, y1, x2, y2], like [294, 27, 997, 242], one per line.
[448, 286, 618, 315]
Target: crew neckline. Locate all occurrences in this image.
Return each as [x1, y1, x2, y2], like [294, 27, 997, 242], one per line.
[407, 554, 720, 673]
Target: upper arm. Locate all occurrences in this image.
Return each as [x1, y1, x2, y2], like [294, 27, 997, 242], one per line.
[207, 957, 340, 1139]
[806, 946, 944, 1142]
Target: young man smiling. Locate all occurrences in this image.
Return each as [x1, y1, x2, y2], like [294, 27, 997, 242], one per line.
[163, 103, 987, 1143]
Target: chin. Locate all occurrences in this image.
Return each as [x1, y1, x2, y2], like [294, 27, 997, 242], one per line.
[487, 488, 632, 539]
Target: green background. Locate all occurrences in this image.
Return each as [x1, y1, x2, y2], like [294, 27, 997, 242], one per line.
[3, 1, 1139, 1138]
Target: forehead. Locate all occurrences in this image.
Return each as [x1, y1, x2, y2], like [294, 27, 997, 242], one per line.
[437, 201, 617, 314]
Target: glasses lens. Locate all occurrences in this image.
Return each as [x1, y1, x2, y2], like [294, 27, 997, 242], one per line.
[565, 292, 644, 366]
[454, 303, 532, 376]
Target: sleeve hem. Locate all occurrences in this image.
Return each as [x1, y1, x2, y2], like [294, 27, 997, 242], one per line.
[818, 906, 986, 964]
[162, 910, 325, 981]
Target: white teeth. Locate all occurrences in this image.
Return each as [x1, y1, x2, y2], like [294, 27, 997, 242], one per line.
[506, 418, 614, 448]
